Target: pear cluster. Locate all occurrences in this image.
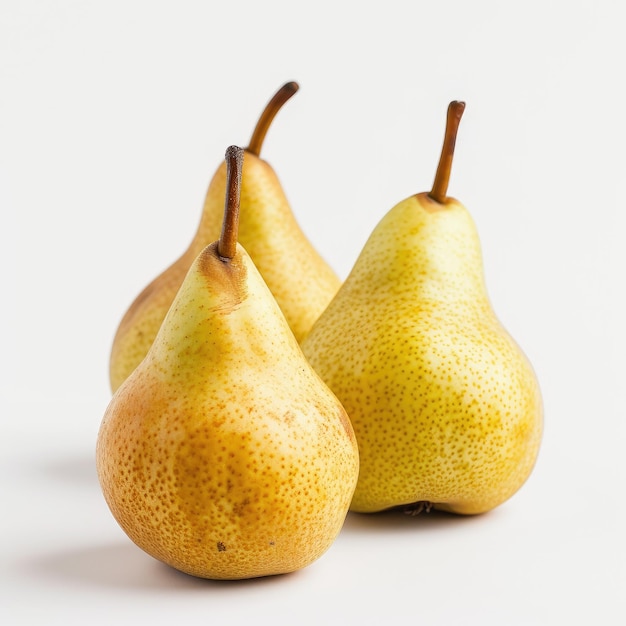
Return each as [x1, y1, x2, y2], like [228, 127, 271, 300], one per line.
[97, 86, 543, 581]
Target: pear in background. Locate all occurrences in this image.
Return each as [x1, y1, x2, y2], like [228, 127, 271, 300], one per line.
[301, 102, 543, 515]
[97, 146, 359, 580]
[109, 81, 340, 392]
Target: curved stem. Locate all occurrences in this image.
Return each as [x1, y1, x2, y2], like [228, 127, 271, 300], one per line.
[429, 101, 466, 204]
[218, 146, 244, 260]
[247, 81, 299, 156]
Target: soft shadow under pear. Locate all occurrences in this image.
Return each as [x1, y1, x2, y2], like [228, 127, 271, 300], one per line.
[342, 508, 491, 535]
[18, 542, 294, 591]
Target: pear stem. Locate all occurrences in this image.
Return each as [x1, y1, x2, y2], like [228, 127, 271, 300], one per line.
[429, 101, 466, 204]
[247, 81, 299, 156]
[217, 146, 244, 260]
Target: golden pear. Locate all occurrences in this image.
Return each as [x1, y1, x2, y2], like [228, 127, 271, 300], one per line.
[96, 147, 359, 579]
[301, 102, 543, 515]
[109, 81, 340, 392]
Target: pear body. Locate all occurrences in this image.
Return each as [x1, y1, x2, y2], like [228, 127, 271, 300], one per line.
[301, 193, 542, 515]
[109, 152, 340, 392]
[98, 243, 358, 579]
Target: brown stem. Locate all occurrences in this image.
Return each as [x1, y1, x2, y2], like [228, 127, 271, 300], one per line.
[218, 146, 244, 260]
[247, 81, 299, 156]
[429, 101, 466, 204]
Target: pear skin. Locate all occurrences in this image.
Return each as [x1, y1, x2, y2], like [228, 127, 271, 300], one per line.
[109, 82, 340, 392]
[301, 102, 543, 515]
[196, 148, 341, 344]
[97, 147, 358, 579]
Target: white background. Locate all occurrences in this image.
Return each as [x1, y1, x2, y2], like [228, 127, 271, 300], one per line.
[1, 1, 624, 624]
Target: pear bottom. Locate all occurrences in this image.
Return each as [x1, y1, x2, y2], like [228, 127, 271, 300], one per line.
[304, 311, 543, 517]
[96, 368, 358, 580]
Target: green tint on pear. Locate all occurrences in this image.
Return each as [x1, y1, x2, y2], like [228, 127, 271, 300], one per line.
[301, 102, 543, 515]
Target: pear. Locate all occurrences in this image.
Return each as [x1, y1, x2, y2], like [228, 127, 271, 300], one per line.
[96, 146, 359, 580]
[301, 102, 543, 515]
[109, 81, 340, 392]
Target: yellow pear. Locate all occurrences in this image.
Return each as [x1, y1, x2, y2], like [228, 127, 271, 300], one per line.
[96, 146, 359, 580]
[109, 81, 340, 392]
[301, 102, 543, 515]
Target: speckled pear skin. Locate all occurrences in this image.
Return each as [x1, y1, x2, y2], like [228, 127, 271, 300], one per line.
[198, 153, 341, 342]
[97, 242, 358, 580]
[301, 192, 543, 515]
[109, 152, 340, 393]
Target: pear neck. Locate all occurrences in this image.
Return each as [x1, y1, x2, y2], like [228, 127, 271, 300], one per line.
[353, 198, 488, 306]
